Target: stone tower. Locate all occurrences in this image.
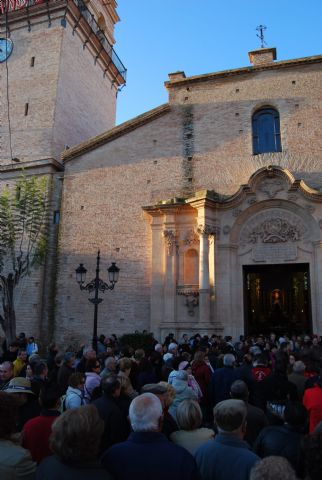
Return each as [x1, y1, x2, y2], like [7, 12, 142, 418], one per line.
[0, 0, 126, 342]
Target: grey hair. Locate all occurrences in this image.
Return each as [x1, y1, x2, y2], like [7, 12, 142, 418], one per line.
[154, 343, 163, 353]
[223, 353, 236, 367]
[104, 357, 116, 368]
[129, 393, 163, 432]
[250, 456, 297, 480]
[292, 360, 305, 374]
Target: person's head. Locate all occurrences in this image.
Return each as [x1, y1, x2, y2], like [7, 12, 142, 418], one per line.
[154, 343, 163, 354]
[33, 361, 48, 378]
[172, 369, 188, 383]
[50, 405, 104, 463]
[213, 399, 247, 437]
[83, 346, 96, 360]
[104, 356, 117, 372]
[69, 372, 85, 389]
[9, 342, 19, 352]
[230, 380, 249, 402]
[54, 352, 64, 366]
[168, 342, 178, 354]
[193, 350, 206, 363]
[26, 363, 35, 379]
[64, 352, 75, 367]
[176, 399, 203, 431]
[223, 353, 236, 367]
[250, 456, 297, 480]
[129, 393, 163, 433]
[292, 360, 305, 374]
[0, 361, 13, 382]
[119, 357, 132, 374]
[5, 377, 35, 406]
[141, 383, 168, 407]
[39, 385, 62, 410]
[301, 432, 322, 480]
[284, 401, 308, 428]
[101, 374, 121, 397]
[134, 349, 145, 362]
[28, 336, 35, 344]
[0, 392, 19, 439]
[85, 358, 101, 373]
[17, 349, 27, 362]
[158, 381, 176, 408]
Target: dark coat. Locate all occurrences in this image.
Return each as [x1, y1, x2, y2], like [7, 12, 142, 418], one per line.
[36, 455, 112, 480]
[244, 403, 268, 447]
[211, 367, 238, 405]
[254, 424, 304, 475]
[101, 431, 200, 480]
[92, 394, 130, 452]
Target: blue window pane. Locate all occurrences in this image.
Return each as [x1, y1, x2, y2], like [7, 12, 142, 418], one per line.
[252, 108, 282, 154]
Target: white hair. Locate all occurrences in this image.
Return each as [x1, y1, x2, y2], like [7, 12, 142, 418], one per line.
[168, 342, 178, 353]
[223, 353, 236, 367]
[154, 343, 163, 353]
[129, 393, 163, 432]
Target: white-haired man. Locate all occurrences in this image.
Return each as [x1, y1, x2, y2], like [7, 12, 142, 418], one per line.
[195, 399, 259, 480]
[101, 393, 200, 480]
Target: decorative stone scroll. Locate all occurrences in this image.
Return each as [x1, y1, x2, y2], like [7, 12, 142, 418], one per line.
[184, 229, 200, 245]
[240, 209, 308, 246]
[258, 178, 284, 198]
[163, 229, 177, 255]
[197, 224, 219, 237]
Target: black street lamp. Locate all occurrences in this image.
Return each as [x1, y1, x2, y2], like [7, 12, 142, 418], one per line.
[75, 250, 119, 352]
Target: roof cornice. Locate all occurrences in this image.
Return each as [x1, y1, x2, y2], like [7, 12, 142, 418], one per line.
[165, 54, 322, 89]
[62, 103, 171, 163]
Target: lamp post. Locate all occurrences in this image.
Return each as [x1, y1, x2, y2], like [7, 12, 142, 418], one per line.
[75, 250, 119, 352]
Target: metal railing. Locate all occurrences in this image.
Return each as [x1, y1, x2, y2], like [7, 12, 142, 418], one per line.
[0, 0, 126, 82]
[73, 0, 126, 82]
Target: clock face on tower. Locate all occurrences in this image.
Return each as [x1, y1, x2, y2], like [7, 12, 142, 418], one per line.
[0, 38, 14, 63]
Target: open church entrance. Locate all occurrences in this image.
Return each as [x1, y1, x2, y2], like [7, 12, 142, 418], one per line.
[243, 264, 312, 335]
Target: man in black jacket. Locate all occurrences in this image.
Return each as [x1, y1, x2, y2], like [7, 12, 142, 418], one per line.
[254, 401, 308, 476]
[92, 374, 130, 453]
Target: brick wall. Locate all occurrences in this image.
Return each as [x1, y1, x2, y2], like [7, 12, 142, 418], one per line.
[55, 57, 322, 343]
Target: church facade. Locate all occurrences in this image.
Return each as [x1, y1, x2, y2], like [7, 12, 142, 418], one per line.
[59, 48, 322, 343]
[1, 1, 322, 344]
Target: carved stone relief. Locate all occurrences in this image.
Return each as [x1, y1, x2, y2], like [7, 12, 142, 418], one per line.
[163, 229, 177, 255]
[197, 224, 219, 236]
[258, 178, 284, 198]
[240, 209, 309, 246]
[183, 229, 200, 245]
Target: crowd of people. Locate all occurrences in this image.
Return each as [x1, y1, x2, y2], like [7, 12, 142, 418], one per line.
[0, 330, 322, 479]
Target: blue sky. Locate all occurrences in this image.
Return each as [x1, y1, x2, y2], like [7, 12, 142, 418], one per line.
[115, 1, 322, 125]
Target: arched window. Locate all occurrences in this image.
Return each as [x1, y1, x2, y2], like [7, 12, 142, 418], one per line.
[252, 108, 282, 154]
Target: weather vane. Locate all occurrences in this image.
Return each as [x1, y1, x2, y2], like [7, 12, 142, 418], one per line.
[256, 25, 267, 48]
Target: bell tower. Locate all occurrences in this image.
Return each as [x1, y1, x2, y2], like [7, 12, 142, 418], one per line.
[0, 0, 126, 343]
[0, 0, 126, 165]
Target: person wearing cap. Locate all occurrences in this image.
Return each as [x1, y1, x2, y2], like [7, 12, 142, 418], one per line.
[194, 399, 259, 480]
[141, 383, 178, 438]
[5, 377, 40, 430]
[101, 393, 200, 480]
